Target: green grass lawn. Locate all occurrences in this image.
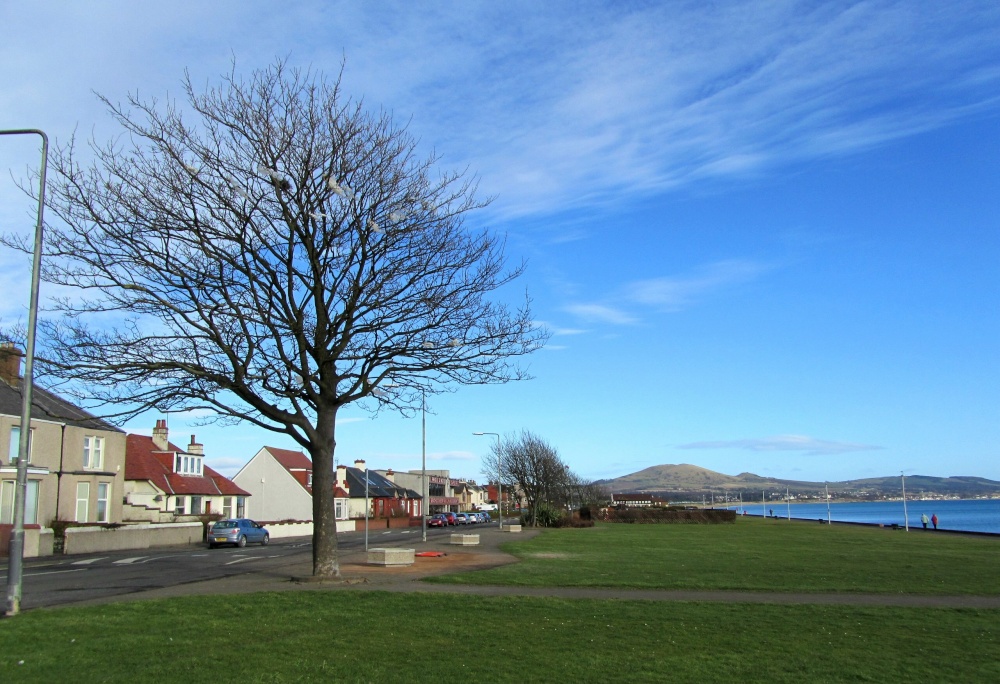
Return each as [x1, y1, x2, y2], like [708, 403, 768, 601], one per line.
[2, 519, 998, 682]
[1, 592, 997, 682]
[429, 518, 1000, 594]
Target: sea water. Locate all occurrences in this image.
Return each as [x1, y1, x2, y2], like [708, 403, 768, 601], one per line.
[732, 498, 1000, 534]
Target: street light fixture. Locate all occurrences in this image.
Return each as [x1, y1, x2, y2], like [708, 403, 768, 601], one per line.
[1, 128, 48, 617]
[473, 432, 502, 530]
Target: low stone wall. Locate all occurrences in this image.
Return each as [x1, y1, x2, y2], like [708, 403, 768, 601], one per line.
[63, 522, 203, 555]
[263, 521, 314, 539]
[0, 525, 54, 558]
[450, 533, 480, 546]
[261, 520, 356, 537]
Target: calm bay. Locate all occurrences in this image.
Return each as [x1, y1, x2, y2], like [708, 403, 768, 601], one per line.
[732, 498, 1000, 534]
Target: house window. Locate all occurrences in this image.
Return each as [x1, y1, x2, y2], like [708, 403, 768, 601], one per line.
[96, 482, 109, 523]
[190, 496, 203, 515]
[307, 472, 313, 487]
[222, 496, 233, 518]
[83, 435, 105, 470]
[0, 480, 38, 524]
[174, 454, 203, 476]
[9, 426, 32, 464]
[236, 496, 246, 517]
[334, 499, 345, 519]
[174, 496, 186, 515]
[76, 482, 90, 522]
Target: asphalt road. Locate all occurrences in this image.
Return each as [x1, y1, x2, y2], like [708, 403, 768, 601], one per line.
[0, 524, 467, 611]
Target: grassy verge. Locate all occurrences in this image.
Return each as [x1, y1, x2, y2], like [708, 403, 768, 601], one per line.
[1, 592, 997, 682]
[429, 518, 1000, 594]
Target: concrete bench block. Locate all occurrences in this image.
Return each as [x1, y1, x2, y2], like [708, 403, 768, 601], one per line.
[450, 534, 480, 546]
[505, 524, 522, 533]
[367, 547, 415, 566]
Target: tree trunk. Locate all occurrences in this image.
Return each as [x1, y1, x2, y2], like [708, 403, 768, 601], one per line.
[311, 407, 340, 578]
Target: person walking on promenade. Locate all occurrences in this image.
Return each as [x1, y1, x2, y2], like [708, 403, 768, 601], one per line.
[921, 513, 929, 529]
[931, 513, 939, 530]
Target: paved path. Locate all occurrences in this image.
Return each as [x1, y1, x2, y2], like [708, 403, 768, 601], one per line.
[63, 526, 1000, 610]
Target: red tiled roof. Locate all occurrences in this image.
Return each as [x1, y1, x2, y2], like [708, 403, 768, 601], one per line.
[266, 447, 312, 471]
[126, 433, 250, 497]
[262, 446, 348, 497]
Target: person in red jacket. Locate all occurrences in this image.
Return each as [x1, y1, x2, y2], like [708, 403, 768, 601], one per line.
[931, 513, 939, 530]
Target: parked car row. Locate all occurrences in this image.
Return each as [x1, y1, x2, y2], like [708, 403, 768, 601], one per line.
[428, 511, 493, 526]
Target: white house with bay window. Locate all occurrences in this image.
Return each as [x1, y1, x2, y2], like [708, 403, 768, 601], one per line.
[0, 344, 126, 531]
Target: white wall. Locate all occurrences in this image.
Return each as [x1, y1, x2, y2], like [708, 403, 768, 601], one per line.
[233, 449, 313, 521]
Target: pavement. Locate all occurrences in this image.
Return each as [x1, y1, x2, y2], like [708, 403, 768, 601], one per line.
[62, 525, 1000, 610]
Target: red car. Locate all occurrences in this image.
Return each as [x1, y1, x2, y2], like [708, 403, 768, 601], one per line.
[441, 512, 458, 525]
[428, 514, 447, 527]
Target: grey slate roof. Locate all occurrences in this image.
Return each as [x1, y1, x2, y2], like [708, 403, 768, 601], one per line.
[0, 379, 122, 433]
[344, 467, 420, 499]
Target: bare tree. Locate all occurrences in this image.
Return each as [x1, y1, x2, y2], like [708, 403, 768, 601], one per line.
[1, 60, 547, 578]
[482, 430, 569, 526]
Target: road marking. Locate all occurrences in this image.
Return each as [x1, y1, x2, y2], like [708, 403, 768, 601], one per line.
[25, 568, 87, 578]
[114, 557, 149, 565]
[71, 558, 107, 565]
[225, 557, 259, 566]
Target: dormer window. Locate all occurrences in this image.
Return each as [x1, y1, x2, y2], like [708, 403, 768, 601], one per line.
[174, 453, 203, 476]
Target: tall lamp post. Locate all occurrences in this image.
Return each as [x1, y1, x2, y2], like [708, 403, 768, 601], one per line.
[420, 388, 427, 543]
[2, 129, 48, 617]
[473, 432, 502, 530]
[901, 471, 909, 532]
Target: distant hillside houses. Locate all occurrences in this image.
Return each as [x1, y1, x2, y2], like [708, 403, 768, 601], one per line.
[613, 493, 670, 508]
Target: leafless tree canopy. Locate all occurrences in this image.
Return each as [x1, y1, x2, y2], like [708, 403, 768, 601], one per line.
[482, 430, 572, 526]
[2, 61, 547, 576]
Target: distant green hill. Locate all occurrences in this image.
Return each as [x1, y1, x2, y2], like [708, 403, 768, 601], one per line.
[596, 464, 1000, 499]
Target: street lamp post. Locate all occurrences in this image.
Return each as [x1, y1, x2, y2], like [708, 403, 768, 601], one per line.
[364, 463, 369, 552]
[421, 388, 427, 543]
[2, 128, 48, 617]
[473, 432, 502, 530]
[901, 471, 909, 532]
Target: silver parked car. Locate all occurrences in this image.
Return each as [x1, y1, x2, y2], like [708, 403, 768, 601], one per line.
[208, 518, 270, 548]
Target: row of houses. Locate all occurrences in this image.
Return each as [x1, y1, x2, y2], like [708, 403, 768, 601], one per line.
[0, 346, 493, 537]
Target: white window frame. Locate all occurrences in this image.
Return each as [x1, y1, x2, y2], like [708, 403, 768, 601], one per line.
[174, 496, 186, 515]
[0, 480, 13, 524]
[96, 482, 110, 523]
[190, 495, 202, 515]
[9, 426, 33, 464]
[174, 454, 204, 476]
[83, 435, 105, 470]
[75, 482, 90, 522]
[222, 496, 233, 518]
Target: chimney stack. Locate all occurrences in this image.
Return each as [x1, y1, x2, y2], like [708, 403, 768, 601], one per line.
[354, 459, 367, 471]
[188, 434, 204, 455]
[0, 343, 23, 386]
[151, 419, 169, 450]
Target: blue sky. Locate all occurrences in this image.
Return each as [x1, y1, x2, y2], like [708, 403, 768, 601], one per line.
[1, 1, 998, 483]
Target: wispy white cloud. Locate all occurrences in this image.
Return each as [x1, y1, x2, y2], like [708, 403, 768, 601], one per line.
[428, 450, 477, 462]
[563, 303, 637, 325]
[3, 2, 997, 224]
[678, 435, 884, 456]
[626, 260, 771, 311]
[564, 258, 771, 325]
